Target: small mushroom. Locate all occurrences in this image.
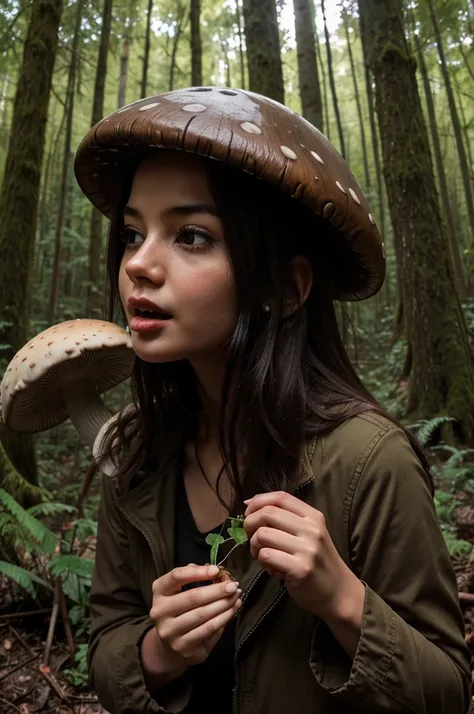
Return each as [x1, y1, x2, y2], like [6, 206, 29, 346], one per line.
[0, 319, 134, 447]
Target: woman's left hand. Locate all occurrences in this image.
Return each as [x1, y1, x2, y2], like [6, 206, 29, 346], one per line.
[243, 491, 363, 621]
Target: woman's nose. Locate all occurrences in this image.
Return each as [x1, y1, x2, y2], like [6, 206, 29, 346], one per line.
[124, 238, 166, 285]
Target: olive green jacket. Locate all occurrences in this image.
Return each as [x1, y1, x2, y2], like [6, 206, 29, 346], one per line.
[87, 412, 472, 713]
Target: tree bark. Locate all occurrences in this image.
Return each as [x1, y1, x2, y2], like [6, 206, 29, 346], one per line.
[320, 0, 345, 157]
[0, 0, 63, 485]
[242, 0, 284, 103]
[358, 0, 474, 444]
[414, 29, 466, 300]
[48, 0, 84, 324]
[87, 0, 113, 319]
[236, 0, 246, 89]
[169, 5, 187, 91]
[190, 0, 202, 86]
[293, 0, 323, 130]
[119, 39, 130, 107]
[141, 0, 153, 97]
[426, 0, 474, 235]
[343, 11, 369, 188]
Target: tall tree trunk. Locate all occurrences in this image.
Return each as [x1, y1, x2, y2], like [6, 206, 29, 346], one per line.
[414, 29, 466, 299]
[87, 0, 113, 319]
[315, 25, 330, 140]
[48, 0, 84, 324]
[118, 38, 129, 107]
[242, 0, 284, 103]
[236, 0, 246, 89]
[190, 0, 202, 86]
[0, 0, 63, 487]
[359, 5, 388, 307]
[141, 0, 153, 97]
[293, 0, 323, 130]
[427, 0, 474, 235]
[169, 5, 186, 91]
[343, 11, 370, 188]
[359, 0, 474, 444]
[320, 0, 345, 157]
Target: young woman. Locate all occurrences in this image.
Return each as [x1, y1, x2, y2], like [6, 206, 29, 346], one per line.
[74, 87, 471, 714]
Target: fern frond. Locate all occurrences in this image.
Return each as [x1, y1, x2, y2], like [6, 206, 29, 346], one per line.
[0, 560, 50, 598]
[28, 502, 76, 518]
[48, 554, 94, 579]
[0, 488, 58, 555]
[407, 416, 455, 445]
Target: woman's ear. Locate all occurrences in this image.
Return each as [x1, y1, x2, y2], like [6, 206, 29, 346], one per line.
[283, 255, 313, 317]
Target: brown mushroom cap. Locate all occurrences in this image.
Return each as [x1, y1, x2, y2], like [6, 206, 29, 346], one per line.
[74, 86, 385, 301]
[1, 319, 134, 436]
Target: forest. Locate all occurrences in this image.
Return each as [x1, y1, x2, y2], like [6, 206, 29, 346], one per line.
[0, 0, 473, 711]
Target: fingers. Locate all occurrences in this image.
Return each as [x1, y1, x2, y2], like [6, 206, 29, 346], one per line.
[154, 564, 219, 596]
[248, 525, 299, 559]
[244, 504, 303, 539]
[244, 491, 315, 519]
[157, 589, 242, 640]
[152, 578, 241, 620]
[171, 597, 242, 656]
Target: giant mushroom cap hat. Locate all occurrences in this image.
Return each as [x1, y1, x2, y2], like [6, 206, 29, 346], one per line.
[74, 86, 385, 301]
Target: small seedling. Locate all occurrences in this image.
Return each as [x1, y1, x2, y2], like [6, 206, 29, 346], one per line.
[205, 516, 248, 581]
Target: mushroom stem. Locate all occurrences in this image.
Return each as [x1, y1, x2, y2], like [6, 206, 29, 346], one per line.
[61, 380, 111, 446]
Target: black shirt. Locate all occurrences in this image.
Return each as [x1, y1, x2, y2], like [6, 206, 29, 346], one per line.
[174, 473, 236, 713]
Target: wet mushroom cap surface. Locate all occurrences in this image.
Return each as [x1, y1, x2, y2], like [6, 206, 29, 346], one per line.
[74, 86, 386, 301]
[1, 319, 134, 432]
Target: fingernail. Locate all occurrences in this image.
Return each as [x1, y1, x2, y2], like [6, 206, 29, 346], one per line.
[236, 588, 243, 596]
[208, 565, 219, 576]
[225, 581, 239, 593]
[243, 499, 251, 504]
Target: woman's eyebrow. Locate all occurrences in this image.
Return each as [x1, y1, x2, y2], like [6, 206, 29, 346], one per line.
[122, 204, 220, 220]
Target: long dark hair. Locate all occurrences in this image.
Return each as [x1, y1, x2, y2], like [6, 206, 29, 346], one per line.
[98, 152, 430, 508]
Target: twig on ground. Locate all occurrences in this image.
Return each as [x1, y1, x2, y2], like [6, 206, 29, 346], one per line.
[59, 584, 75, 659]
[38, 663, 73, 710]
[0, 695, 24, 713]
[0, 608, 50, 621]
[43, 578, 61, 666]
[0, 653, 38, 681]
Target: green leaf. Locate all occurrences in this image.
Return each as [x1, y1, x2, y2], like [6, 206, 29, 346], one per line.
[0, 560, 50, 598]
[227, 527, 248, 545]
[230, 518, 244, 529]
[205, 533, 225, 565]
[0, 488, 58, 554]
[48, 554, 94, 579]
[28, 502, 76, 518]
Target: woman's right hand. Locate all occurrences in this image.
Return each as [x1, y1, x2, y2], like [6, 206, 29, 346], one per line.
[149, 563, 242, 673]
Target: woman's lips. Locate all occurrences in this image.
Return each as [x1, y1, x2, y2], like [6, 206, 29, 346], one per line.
[129, 315, 172, 332]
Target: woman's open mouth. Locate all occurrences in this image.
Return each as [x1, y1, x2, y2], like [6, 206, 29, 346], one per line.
[130, 308, 173, 332]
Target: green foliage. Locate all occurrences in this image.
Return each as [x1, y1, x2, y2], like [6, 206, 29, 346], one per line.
[407, 416, 456, 446]
[0, 487, 58, 555]
[0, 560, 51, 598]
[63, 643, 89, 688]
[205, 516, 248, 565]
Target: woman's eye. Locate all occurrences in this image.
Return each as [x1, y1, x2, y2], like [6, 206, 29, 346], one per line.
[176, 227, 213, 249]
[122, 228, 144, 246]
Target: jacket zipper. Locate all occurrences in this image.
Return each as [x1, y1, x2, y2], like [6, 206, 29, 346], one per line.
[232, 475, 315, 713]
[116, 499, 161, 577]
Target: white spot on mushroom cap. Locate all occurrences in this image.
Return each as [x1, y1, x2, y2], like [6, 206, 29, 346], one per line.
[369, 213, 375, 225]
[311, 151, 325, 165]
[280, 146, 297, 160]
[182, 103, 207, 113]
[349, 188, 361, 206]
[382, 242, 386, 258]
[336, 181, 346, 195]
[241, 122, 262, 135]
[139, 102, 160, 111]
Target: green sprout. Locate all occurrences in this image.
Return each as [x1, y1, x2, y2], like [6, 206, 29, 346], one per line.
[205, 516, 248, 567]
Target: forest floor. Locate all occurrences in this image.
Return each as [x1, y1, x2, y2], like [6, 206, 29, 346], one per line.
[0, 552, 473, 713]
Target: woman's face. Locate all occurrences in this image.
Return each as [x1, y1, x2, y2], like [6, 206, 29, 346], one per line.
[118, 151, 238, 365]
